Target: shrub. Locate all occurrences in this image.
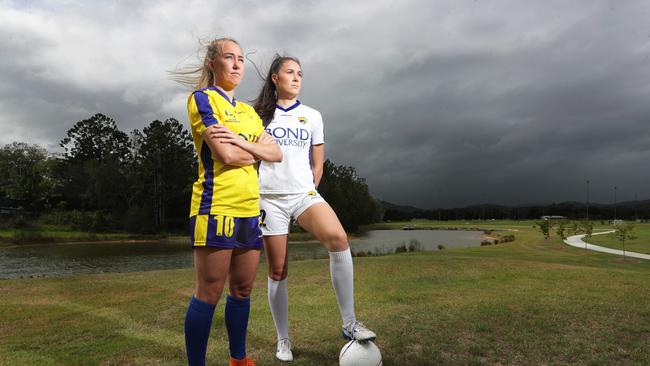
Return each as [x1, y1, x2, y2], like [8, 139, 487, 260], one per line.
[496, 234, 515, 243]
[408, 239, 422, 252]
[7, 212, 31, 228]
[353, 250, 379, 257]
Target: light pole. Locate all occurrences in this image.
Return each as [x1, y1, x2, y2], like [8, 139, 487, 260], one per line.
[614, 186, 617, 221]
[586, 180, 590, 220]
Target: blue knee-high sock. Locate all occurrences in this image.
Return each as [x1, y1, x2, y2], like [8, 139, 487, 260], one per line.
[225, 295, 250, 360]
[184, 296, 216, 366]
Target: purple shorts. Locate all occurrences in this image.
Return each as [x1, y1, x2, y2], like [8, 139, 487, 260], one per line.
[189, 214, 263, 249]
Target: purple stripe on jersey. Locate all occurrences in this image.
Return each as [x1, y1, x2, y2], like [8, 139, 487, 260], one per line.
[194, 91, 220, 127]
[275, 100, 301, 112]
[210, 87, 237, 107]
[199, 141, 215, 215]
[189, 215, 197, 245]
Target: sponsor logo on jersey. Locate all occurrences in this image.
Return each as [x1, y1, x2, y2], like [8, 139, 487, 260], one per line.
[267, 127, 310, 140]
[266, 127, 311, 148]
[238, 133, 259, 142]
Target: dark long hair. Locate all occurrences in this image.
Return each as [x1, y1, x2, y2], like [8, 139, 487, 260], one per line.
[253, 55, 301, 127]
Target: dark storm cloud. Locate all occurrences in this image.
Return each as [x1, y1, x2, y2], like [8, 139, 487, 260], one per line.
[312, 1, 650, 207]
[1, 0, 649, 207]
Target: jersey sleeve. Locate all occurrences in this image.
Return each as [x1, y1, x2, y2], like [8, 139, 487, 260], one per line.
[187, 91, 221, 136]
[312, 110, 324, 145]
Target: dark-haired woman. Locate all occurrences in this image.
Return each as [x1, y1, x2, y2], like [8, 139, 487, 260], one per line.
[182, 37, 282, 366]
[254, 56, 376, 362]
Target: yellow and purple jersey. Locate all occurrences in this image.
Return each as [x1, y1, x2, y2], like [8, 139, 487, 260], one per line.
[187, 86, 264, 218]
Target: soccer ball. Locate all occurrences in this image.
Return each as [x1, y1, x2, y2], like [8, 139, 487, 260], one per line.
[339, 340, 382, 366]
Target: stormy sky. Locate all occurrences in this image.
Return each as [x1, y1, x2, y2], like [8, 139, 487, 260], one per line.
[1, 0, 649, 208]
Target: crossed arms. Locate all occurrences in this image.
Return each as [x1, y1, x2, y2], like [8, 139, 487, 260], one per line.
[202, 125, 282, 166]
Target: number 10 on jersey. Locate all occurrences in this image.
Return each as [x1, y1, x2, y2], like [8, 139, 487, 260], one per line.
[215, 215, 235, 237]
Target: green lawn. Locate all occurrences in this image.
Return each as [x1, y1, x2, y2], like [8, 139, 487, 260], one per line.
[585, 223, 650, 255]
[0, 223, 169, 245]
[1, 224, 649, 365]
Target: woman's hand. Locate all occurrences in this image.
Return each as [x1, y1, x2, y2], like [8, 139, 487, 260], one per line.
[205, 125, 281, 163]
[258, 131, 275, 145]
[209, 125, 250, 149]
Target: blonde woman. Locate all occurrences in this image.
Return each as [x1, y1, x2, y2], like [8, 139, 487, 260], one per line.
[180, 38, 281, 366]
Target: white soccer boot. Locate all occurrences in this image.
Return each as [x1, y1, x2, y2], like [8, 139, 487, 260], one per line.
[342, 320, 377, 341]
[276, 338, 293, 362]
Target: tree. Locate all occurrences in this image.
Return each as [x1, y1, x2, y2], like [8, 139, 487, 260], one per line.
[566, 221, 580, 237]
[57, 114, 131, 225]
[581, 220, 593, 239]
[536, 220, 553, 239]
[0, 142, 57, 212]
[318, 160, 383, 232]
[609, 222, 636, 260]
[555, 220, 566, 240]
[129, 118, 195, 231]
[60, 113, 130, 162]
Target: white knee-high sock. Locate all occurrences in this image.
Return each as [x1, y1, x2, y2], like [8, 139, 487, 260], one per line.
[329, 248, 356, 326]
[267, 277, 289, 341]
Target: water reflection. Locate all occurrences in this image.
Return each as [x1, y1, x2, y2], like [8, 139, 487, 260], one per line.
[0, 230, 482, 279]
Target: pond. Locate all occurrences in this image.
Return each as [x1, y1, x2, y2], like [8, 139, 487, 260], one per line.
[0, 229, 484, 279]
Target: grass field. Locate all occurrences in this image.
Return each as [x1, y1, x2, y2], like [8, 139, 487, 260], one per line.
[584, 223, 650, 255]
[0, 224, 146, 245]
[1, 221, 649, 365]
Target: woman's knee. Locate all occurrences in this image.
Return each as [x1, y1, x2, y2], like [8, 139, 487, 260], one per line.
[323, 229, 349, 251]
[229, 279, 255, 298]
[229, 284, 253, 298]
[268, 265, 288, 281]
[195, 279, 225, 304]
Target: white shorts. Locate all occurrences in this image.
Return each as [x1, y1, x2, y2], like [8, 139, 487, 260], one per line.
[259, 191, 326, 235]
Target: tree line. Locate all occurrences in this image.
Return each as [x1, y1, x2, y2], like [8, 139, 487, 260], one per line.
[0, 113, 382, 233]
[383, 201, 650, 222]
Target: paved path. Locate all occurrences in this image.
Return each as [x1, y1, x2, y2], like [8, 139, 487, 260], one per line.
[564, 230, 650, 260]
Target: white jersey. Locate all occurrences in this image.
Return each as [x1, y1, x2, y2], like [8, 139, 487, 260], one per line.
[259, 101, 324, 194]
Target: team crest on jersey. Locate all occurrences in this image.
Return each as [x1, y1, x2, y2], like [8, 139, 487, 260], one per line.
[306, 191, 317, 196]
[224, 109, 239, 123]
[298, 116, 308, 124]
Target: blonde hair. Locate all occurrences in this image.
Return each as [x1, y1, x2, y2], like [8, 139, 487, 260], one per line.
[170, 37, 241, 90]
